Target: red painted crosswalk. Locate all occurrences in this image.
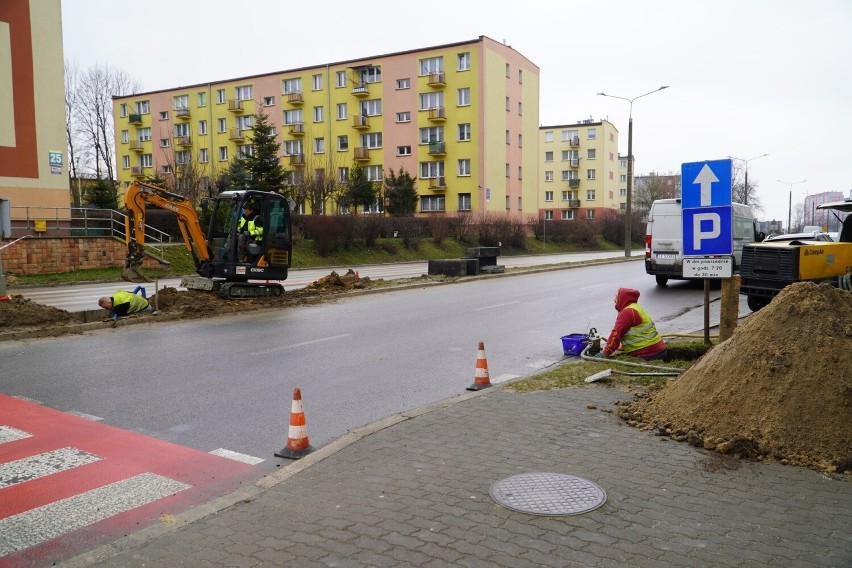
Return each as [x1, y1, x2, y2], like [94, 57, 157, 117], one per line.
[0, 394, 259, 567]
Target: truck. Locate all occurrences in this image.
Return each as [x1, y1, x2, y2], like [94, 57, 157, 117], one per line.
[644, 198, 763, 286]
[122, 181, 293, 298]
[739, 198, 852, 311]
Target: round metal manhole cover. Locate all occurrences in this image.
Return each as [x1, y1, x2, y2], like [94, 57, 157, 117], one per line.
[490, 473, 606, 516]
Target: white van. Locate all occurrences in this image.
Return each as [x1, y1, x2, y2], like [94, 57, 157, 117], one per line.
[644, 198, 763, 286]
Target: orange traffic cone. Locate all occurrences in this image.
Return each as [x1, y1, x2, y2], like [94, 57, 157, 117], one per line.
[466, 341, 492, 391]
[274, 387, 315, 459]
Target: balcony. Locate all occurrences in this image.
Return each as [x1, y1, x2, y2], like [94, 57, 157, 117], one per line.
[175, 135, 192, 147]
[352, 83, 369, 97]
[288, 153, 305, 166]
[229, 128, 245, 141]
[569, 158, 580, 168]
[428, 176, 447, 190]
[287, 92, 303, 105]
[130, 166, 145, 178]
[427, 72, 446, 87]
[228, 99, 244, 113]
[569, 137, 580, 147]
[353, 147, 370, 162]
[288, 122, 304, 136]
[569, 179, 580, 188]
[128, 114, 142, 125]
[428, 141, 446, 156]
[565, 199, 581, 208]
[427, 107, 446, 122]
[352, 115, 370, 129]
[129, 140, 144, 152]
[175, 108, 191, 120]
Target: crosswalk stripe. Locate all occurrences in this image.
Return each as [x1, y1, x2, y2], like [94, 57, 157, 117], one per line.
[0, 426, 32, 445]
[209, 448, 265, 465]
[0, 472, 191, 556]
[0, 447, 101, 489]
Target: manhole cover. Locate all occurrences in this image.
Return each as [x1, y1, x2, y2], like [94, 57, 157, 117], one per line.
[490, 472, 606, 516]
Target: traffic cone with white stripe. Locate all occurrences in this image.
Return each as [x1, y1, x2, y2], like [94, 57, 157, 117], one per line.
[274, 387, 315, 459]
[466, 341, 492, 391]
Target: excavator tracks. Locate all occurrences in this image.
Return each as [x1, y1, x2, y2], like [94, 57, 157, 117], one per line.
[219, 282, 284, 299]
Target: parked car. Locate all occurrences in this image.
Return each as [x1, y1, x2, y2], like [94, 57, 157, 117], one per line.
[764, 232, 833, 242]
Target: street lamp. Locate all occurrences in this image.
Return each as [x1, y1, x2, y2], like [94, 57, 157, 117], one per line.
[597, 85, 670, 257]
[728, 153, 769, 205]
[780, 179, 806, 232]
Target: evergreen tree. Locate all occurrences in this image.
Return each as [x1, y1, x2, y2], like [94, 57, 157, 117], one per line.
[244, 111, 287, 193]
[345, 164, 377, 213]
[87, 176, 119, 209]
[383, 167, 419, 216]
[223, 157, 251, 192]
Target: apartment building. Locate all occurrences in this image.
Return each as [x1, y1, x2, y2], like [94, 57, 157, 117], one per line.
[113, 36, 540, 217]
[804, 191, 845, 232]
[538, 120, 620, 220]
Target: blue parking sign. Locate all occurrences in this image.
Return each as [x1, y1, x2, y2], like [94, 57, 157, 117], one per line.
[682, 159, 732, 208]
[683, 206, 732, 255]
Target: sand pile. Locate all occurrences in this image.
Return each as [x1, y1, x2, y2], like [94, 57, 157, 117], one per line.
[619, 282, 852, 473]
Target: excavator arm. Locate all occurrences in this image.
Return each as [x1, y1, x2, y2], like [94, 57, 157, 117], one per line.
[122, 181, 210, 282]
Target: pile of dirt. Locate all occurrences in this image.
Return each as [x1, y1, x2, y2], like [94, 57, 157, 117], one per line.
[0, 295, 79, 328]
[619, 282, 852, 473]
[305, 269, 372, 291]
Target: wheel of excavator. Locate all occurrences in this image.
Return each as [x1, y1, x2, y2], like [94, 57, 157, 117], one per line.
[271, 285, 284, 297]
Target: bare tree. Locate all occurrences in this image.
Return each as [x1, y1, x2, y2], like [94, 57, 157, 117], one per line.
[731, 162, 763, 213]
[632, 172, 680, 218]
[289, 151, 349, 214]
[64, 61, 84, 206]
[156, 144, 214, 206]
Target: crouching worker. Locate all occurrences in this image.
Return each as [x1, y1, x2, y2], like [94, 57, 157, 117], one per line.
[595, 287, 668, 361]
[98, 286, 149, 319]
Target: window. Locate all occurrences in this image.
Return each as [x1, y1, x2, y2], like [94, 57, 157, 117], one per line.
[457, 87, 470, 106]
[587, 128, 597, 140]
[518, 166, 523, 180]
[419, 161, 444, 179]
[587, 169, 596, 180]
[562, 170, 578, 181]
[283, 140, 303, 155]
[518, 134, 523, 148]
[236, 115, 253, 131]
[313, 106, 324, 122]
[122, 155, 130, 168]
[505, 96, 510, 111]
[161, 165, 171, 174]
[121, 130, 129, 143]
[587, 149, 596, 160]
[195, 120, 206, 136]
[419, 92, 443, 111]
[505, 130, 510, 145]
[364, 165, 382, 181]
[216, 90, 226, 104]
[545, 191, 554, 202]
[312, 74, 323, 90]
[218, 147, 228, 161]
[518, 101, 522, 115]
[263, 96, 275, 106]
[505, 195, 510, 209]
[544, 131, 554, 142]
[137, 127, 151, 141]
[545, 171, 553, 182]
[235, 85, 252, 101]
[176, 150, 191, 164]
[505, 63, 510, 77]
[458, 123, 471, 141]
[419, 126, 443, 144]
[360, 132, 382, 149]
[197, 92, 206, 107]
[120, 104, 128, 117]
[336, 71, 346, 88]
[397, 145, 411, 156]
[518, 197, 522, 211]
[396, 111, 411, 123]
[609, 171, 614, 180]
[313, 138, 325, 154]
[518, 69, 523, 83]
[586, 210, 595, 219]
[620, 159, 628, 168]
[174, 123, 190, 137]
[159, 138, 170, 148]
[338, 167, 349, 182]
[545, 151, 553, 162]
[620, 174, 627, 182]
[136, 100, 150, 114]
[396, 78, 411, 89]
[457, 52, 470, 71]
[360, 99, 382, 116]
[336, 103, 347, 120]
[337, 135, 348, 151]
[359, 66, 381, 84]
[159, 111, 169, 120]
[140, 153, 152, 167]
[199, 148, 209, 163]
[505, 163, 510, 177]
[609, 152, 615, 161]
[458, 159, 471, 176]
[586, 189, 596, 200]
[283, 109, 302, 125]
[282, 78, 302, 94]
[562, 191, 570, 201]
[562, 210, 574, 220]
[562, 129, 578, 142]
[421, 195, 445, 212]
[419, 56, 443, 75]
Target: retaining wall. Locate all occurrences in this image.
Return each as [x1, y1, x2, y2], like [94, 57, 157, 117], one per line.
[1, 237, 167, 275]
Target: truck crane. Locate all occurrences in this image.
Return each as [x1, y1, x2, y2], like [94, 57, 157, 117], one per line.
[122, 181, 293, 298]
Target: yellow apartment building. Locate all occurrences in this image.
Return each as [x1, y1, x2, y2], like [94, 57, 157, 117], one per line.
[113, 36, 540, 218]
[538, 120, 621, 221]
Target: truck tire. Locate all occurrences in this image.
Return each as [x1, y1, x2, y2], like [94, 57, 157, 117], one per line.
[655, 275, 669, 286]
[746, 295, 769, 312]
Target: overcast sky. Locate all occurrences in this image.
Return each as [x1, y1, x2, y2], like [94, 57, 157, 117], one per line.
[61, 0, 851, 223]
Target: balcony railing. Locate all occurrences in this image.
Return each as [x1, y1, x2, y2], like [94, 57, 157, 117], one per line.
[228, 99, 244, 112]
[352, 115, 369, 129]
[427, 72, 446, 87]
[175, 135, 192, 147]
[288, 153, 305, 166]
[353, 147, 370, 161]
[175, 108, 191, 120]
[428, 141, 446, 155]
[352, 83, 369, 96]
[429, 176, 447, 189]
[569, 179, 580, 188]
[287, 92, 303, 105]
[229, 128, 245, 141]
[569, 158, 580, 168]
[129, 140, 144, 152]
[565, 199, 581, 208]
[427, 107, 446, 122]
[288, 122, 304, 135]
[128, 113, 142, 124]
[569, 137, 580, 146]
[130, 166, 145, 178]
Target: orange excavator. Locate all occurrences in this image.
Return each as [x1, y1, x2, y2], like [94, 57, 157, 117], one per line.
[122, 181, 293, 298]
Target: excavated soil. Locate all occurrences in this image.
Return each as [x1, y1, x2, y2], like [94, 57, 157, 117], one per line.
[0, 295, 80, 328]
[618, 282, 852, 473]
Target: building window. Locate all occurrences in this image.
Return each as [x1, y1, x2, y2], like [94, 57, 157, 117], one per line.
[421, 195, 445, 212]
[396, 78, 411, 89]
[338, 167, 349, 182]
[397, 145, 411, 156]
[336, 71, 346, 88]
[282, 78, 302, 94]
[545, 151, 553, 162]
[313, 74, 323, 90]
[458, 159, 471, 176]
[562, 129, 578, 142]
[176, 150, 192, 164]
[396, 111, 411, 123]
[360, 99, 382, 116]
[236, 115, 253, 131]
[337, 103, 347, 120]
[458, 193, 471, 211]
[544, 131, 553, 143]
[159, 138, 170, 148]
[518, 166, 523, 180]
[505, 195, 510, 209]
[505, 96, 510, 111]
[457, 87, 470, 106]
[419, 161, 444, 179]
[122, 155, 130, 168]
[587, 128, 597, 140]
[545, 171, 554, 182]
[198, 120, 207, 135]
[199, 148, 209, 163]
[197, 92, 206, 107]
[457, 52, 470, 71]
[518, 197, 522, 211]
[218, 147, 228, 161]
[361, 132, 382, 149]
[159, 111, 169, 120]
[620, 174, 627, 182]
[364, 165, 383, 181]
[161, 165, 171, 174]
[217, 118, 227, 133]
[137, 127, 151, 141]
[121, 130, 129, 143]
[313, 138, 325, 154]
[518, 69, 523, 83]
[359, 66, 381, 84]
[283, 140, 303, 156]
[419, 91, 443, 110]
[545, 191, 554, 202]
[518, 101, 523, 115]
[505, 63, 510, 77]
[586, 209, 595, 219]
[458, 123, 471, 141]
[419, 56, 443, 75]
[586, 189, 596, 200]
[587, 170, 596, 180]
[313, 106, 324, 122]
[263, 96, 275, 106]
[120, 104, 128, 117]
[587, 149, 596, 160]
[174, 123, 190, 137]
[419, 126, 444, 144]
[505, 163, 510, 177]
[136, 100, 150, 114]
[235, 85, 252, 101]
[140, 153, 152, 167]
[283, 109, 302, 125]
[216, 90, 226, 104]
[173, 95, 189, 111]
[562, 210, 574, 220]
[620, 159, 628, 168]
[505, 130, 510, 145]
[518, 134, 523, 148]
[337, 135, 348, 151]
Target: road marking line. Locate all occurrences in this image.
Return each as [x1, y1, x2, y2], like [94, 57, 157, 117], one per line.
[0, 447, 102, 489]
[0, 472, 191, 556]
[473, 301, 520, 311]
[250, 333, 351, 356]
[209, 449, 265, 465]
[579, 283, 609, 290]
[67, 411, 104, 422]
[0, 426, 31, 445]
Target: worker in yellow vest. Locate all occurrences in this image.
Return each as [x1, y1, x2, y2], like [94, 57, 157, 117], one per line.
[98, 286, 149, 319]
[596, 287, 668, 361]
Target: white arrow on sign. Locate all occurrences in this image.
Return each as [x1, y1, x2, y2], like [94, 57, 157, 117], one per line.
[693, 163, 719, 206]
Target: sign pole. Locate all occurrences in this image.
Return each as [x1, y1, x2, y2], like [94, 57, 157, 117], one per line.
[703, 279, 711, 345]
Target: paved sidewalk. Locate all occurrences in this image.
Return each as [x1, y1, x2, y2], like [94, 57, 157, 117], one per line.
[64, 385, 850, 568]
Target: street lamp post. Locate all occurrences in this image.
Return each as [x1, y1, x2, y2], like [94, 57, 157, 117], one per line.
[597, 86, 669, 257]
[780, 179, 806, 232]
[728, 153, 769, 205]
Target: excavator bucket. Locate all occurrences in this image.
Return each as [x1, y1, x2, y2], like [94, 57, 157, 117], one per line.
[121, 264, 152, 283]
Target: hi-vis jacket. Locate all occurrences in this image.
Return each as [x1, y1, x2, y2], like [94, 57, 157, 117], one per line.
[238, 214, 263, 241]
[111, 290, 148, 317]
[602, 287, 666, 357]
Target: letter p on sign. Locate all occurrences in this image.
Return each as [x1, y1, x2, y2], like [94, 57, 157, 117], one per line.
[693, 212, 721, 249]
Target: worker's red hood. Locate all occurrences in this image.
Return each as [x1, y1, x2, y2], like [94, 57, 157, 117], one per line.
[615, 287, 640, 311]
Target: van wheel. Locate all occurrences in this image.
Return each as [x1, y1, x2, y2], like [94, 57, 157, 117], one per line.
[746, 295, 769, 312]
[655, 275, 669, 286]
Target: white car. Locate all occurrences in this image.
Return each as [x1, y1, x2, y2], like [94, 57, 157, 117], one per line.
[764, 231, 833, 242]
